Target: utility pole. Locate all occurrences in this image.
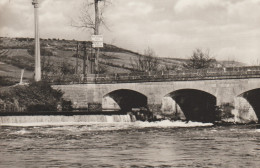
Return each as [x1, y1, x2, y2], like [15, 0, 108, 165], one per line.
[83, 42, 87, 78]
[86, 46, 91, 74]
[32, 0, 41, 81]
[91, 48, 94, 73]
[94, 0, 100, 74]
[75, 42, 79, 74]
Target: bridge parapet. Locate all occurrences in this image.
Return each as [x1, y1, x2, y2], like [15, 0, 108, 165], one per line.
[47, 66, 260, 85]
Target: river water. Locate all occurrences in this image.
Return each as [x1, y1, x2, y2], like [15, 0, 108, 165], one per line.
[0, 115, 260, 168]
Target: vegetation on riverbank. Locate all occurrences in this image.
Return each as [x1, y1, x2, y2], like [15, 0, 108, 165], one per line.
[0, 81, 72, 113]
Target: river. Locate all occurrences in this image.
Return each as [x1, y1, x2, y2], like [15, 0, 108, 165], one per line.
[0, 115, 259, 167]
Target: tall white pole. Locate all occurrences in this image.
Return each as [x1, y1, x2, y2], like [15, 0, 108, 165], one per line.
[32, 0, 41, 81]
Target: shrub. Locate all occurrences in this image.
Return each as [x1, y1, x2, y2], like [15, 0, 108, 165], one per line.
[0, 76, 17, 86]
[27, 47, 53, 56]
[183, 48, 217, 69]
[0, 81, 72, 112]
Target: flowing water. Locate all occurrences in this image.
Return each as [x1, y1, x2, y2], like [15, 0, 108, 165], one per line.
[0, 115, 260, 168]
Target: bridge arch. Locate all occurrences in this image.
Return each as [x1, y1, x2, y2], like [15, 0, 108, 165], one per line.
[163, 89, 217, 122]
[103, 89, 147, 112]
[234, 88, 260, 122]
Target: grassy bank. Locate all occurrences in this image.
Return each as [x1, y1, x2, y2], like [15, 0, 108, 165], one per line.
[0, 81, 72, 113]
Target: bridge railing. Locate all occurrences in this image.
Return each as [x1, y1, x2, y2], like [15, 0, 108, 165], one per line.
[46, 66, 260, 85]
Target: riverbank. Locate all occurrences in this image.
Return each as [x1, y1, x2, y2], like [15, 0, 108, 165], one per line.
[0, 81, 72, 113]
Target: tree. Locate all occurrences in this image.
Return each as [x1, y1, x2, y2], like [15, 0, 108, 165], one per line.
[250, 58, 260, 66]
[72, 0, 111, 74]
[183, 48, 217, 69]
[131, 47, 159, 72]
[59, 61, 75, 76]
[72, 0, 110, 32]
[41, 55, 56, 78]
[97, 64, 107, 74]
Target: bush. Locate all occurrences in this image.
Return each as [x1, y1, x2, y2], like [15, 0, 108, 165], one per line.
[62, 100, 73, 111]
[0, 76, 17, 86]
[215, 103, 235, 121]
[0, 81, 72, 112]
[27, 47, 53, 56]
[183, 48, 217, 69]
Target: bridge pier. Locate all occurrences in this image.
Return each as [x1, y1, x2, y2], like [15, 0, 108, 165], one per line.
[147, 104, 161, 114]
[161, 97, 185, 120]
[52, 84, 101, 110]
[233, 97, 258, 123]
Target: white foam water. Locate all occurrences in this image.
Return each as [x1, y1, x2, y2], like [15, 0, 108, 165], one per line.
[0, 115, 213, 129]
[134, 120, 213, 128]
[12, 128, 30, 135]
[0, 115, 133, 126]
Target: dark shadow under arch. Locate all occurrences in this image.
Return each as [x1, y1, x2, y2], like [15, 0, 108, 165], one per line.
[104, 89, 147, 112]
[166, 89, 217, 122]
[239, 88, 260, 120]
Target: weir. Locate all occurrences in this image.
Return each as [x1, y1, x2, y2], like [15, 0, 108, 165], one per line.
[0, 115, 135, 125]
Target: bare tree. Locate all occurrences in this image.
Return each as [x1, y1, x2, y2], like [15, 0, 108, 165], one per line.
[250, 58, 260, 66]
[41, 55, 56, 78]
[131, 47, 160, 72]
[71, 0, 111, 74]
[183, 48, 217, 69]
[72, 0, 110, 32]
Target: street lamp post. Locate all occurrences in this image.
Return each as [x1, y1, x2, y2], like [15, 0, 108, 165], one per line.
[32, 0, 41, 81]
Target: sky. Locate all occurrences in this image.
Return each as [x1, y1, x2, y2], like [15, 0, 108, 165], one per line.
[0, 0, 260, 64]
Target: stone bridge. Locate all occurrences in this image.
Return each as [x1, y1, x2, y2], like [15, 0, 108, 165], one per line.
[52, 66, 260, 122]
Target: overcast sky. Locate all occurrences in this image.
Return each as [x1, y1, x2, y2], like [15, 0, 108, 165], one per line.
[0, 0, 260, 64]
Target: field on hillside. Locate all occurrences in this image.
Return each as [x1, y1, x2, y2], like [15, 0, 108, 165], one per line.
[0, 37, 141, 84]
[0, 37, 245, 86]
[0, 37, 185, 73]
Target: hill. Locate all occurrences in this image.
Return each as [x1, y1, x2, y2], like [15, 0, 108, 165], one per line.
[0, 37, 245, 86]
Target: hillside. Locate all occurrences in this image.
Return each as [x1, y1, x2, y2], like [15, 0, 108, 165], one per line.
[0, 37, 244, 86]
